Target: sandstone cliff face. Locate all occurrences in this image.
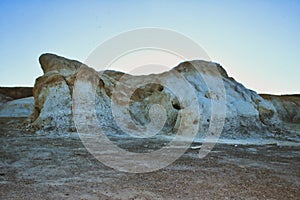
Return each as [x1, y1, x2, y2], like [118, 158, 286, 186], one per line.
[31, 54, 81, 130]
[31, 53, 294, 139]
[0, 87, 33, 100]
[260, 94, 300, 123]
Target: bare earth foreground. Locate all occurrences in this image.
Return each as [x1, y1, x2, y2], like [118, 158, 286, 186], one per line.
[0, 118, 299, 200]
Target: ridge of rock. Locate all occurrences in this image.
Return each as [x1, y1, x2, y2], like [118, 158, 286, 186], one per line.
[0, 87, 33, 100]
[30, 53, 298, 141]
[260, 94, 300, 123]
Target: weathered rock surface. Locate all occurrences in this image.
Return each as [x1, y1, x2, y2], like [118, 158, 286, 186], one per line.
[31, 53, 298, 140]
[0, 87, 34, 117]
[31, 54, 81, 130]
[0, 87, 33, 100]
[260, 94, 300, 123]
[0, 93, 13, 106]
[0, 97, 34, 117]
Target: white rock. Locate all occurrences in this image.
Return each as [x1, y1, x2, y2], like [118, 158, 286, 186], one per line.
[0, 97, 34, 117]
[31, 53, 297, 140]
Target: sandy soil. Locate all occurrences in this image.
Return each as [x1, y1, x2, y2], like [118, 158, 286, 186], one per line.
[0, 118, 299, 199]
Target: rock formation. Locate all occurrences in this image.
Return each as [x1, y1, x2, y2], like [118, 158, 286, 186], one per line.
[0, 93, 13, 106]
[30, 53, 298, 140]
[0, 87, 33, 100]
[0, 87, 34, 117]
[0, 97, 34, 117]
[260, 94, 300, 123]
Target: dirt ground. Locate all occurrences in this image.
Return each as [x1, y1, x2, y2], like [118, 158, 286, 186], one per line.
[0, 118, 299, 199]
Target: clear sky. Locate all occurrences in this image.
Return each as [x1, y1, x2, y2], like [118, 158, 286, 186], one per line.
[0, 0, 299, 94]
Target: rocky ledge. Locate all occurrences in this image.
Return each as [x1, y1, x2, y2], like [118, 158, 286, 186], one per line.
[28, 53, 298, 140]
[0, 87, 34, 117]
[0, 87, 33, 101]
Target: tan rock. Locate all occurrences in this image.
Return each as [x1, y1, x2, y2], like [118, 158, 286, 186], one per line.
[260, 94, 300, 123]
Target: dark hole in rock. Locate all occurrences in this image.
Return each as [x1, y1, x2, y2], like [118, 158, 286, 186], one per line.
[172, 101, 181, 110]
[158, 85, 164, 92]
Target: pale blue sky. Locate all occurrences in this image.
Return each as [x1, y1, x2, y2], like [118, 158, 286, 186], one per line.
[0, 0, 299, 94]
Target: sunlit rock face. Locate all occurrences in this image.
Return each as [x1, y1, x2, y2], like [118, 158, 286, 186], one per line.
[31, 53, 289, 139]
[31, 54, 80, 130]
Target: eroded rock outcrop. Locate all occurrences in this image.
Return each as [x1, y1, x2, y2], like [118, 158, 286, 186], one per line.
[0, 93, 13, 106]
[0, 97, 34, 117]
[31, 54, 81, 130]
[0, 87, 34, 117]
[0, 87, 33, 100]
[31, 53, 295, 139]
[260, 94, 300, 123]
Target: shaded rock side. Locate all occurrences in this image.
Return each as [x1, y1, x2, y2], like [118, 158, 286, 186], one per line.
[0, 93, 13, 106]
[0, 87, 33, 117]
[0, 87, 33, 100]
[31, 53, 291, 139]
[260, 94, 300, 123]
